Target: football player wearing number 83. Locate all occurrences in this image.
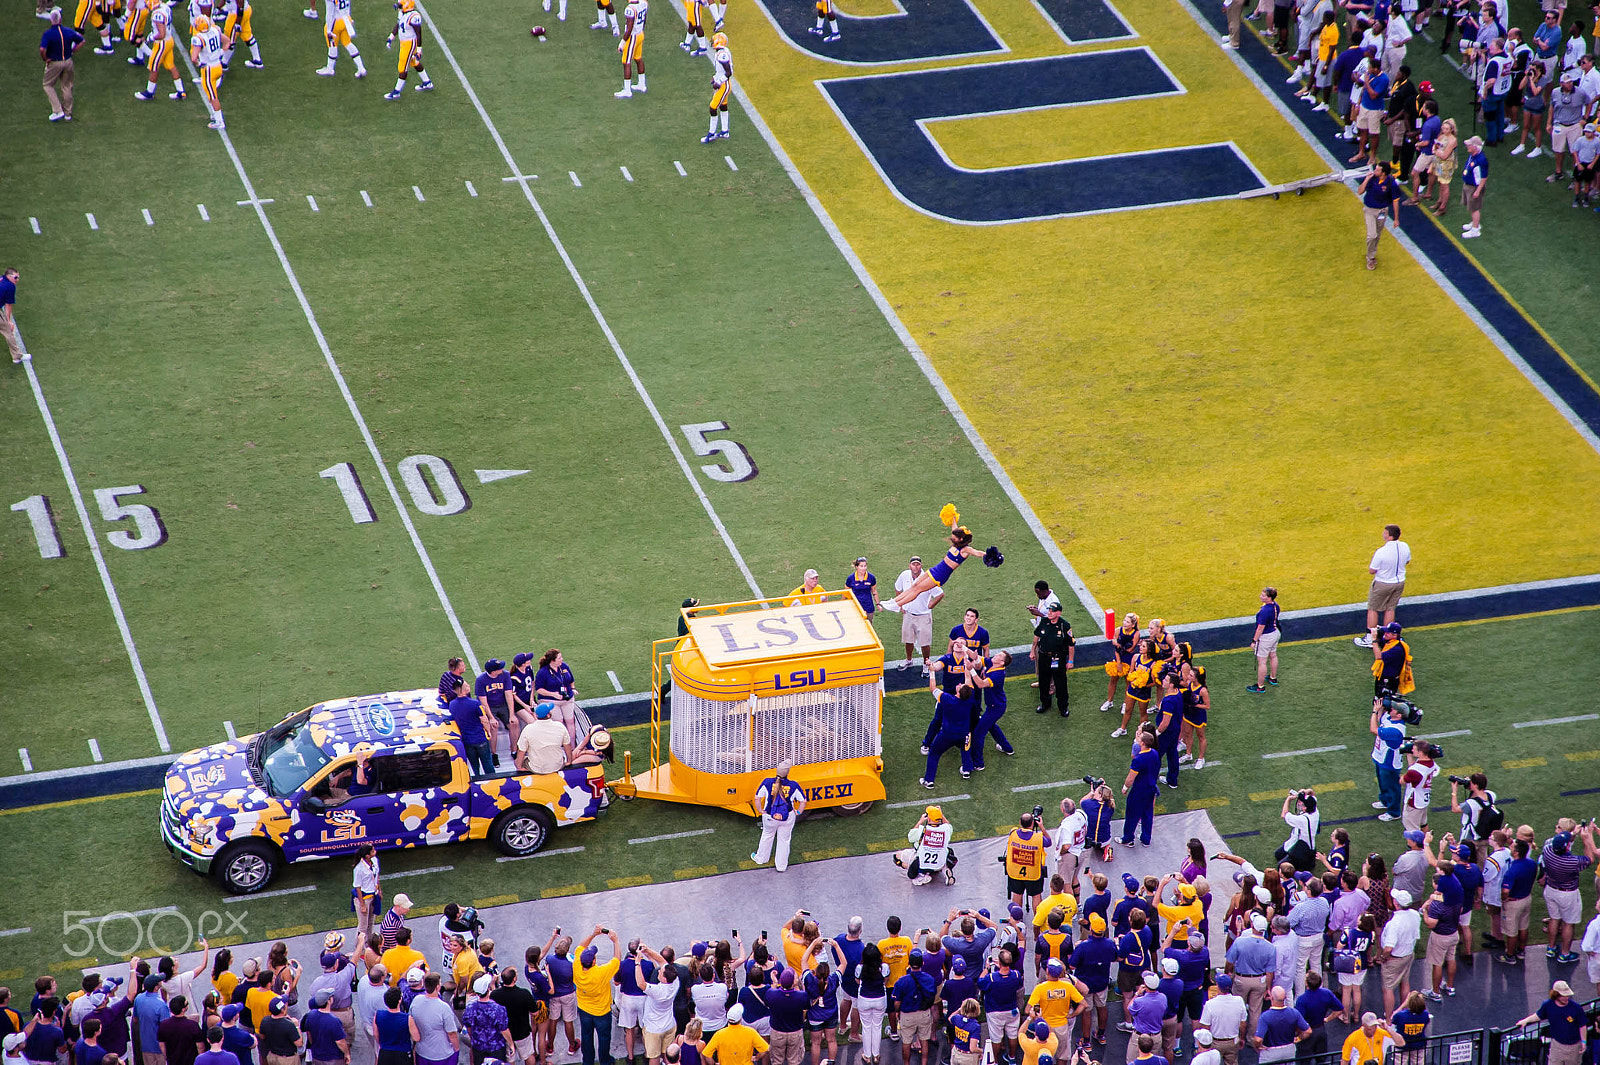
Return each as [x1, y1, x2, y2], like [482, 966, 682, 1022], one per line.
[383, 0, 433, 100]
[880, 505, 1003, 614]
[701, 31, 732, 143]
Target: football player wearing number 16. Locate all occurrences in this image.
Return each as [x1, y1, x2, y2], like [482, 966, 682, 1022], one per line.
[383, 0, 433, 101]
[614, 0, 646, 98]
[701, 31, 732, 143]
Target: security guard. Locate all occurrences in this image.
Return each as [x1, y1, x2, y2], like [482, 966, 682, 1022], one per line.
[1005, 812, 1052, 911]
[1031, 602, 1075, 718]
[751, 760, 807, 872]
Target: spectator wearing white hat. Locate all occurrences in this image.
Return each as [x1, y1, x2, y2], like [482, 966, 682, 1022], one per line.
[2, 1033, 26, 1065]
[460, 976, 512, 1065]
[750, 762, 806, 872]
[785, 570, 826, 606]
[1223, 915, 1275, 1041]
[1191, 1028, 1220, 1065]
[1514, 983, 1587, 1065]
[1378, 890, 1421, 1017]
[703, 1006, 766, 1065]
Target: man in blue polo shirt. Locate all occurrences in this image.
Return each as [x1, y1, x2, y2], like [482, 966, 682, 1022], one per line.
[1120, 734, 1161, 847]
[1331, 43, 1369, 138]
[447, 678, 495, 777]
[37, 15, 83, 123]
[1498, 838, 1539, 964]
[1252, 987, 1308, 1063]
[1352, 48, 1390, 164]
[834, 918, 866, 1041]
[1068, 914, 1117, 1047]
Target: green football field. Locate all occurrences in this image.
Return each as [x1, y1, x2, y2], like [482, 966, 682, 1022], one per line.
[1, 610, 1598, 978]
[0, 0, 1098, 774]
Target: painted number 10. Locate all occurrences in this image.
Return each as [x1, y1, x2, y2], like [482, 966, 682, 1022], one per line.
[10, 486, 167, 559]
[321, 455, 473, 525]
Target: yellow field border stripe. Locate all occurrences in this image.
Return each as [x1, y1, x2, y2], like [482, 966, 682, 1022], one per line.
[1200, 604, 1600, 658]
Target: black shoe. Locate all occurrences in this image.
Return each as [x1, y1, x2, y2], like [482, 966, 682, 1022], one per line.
[1035, 705, 1050, 714]
[1267, 675, 1278, 686]
[1060, 709, 1070, 719]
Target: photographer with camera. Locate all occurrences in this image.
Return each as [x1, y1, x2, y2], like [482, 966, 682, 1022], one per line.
[1369, 702, 1408, 823]
[1449, 773, 1503, 862]
[1004, 811, 1053, 912]
[894, 806, 958, 886]
[1275, 791, 1320, 873]
[1399, 740, 1440, 833]
[1370, 623, 1414, 706]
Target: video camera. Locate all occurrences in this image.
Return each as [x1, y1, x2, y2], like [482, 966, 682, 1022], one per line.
[1082, 775, 1106, 790]
[1379, 693, 1423, 727]
[1407, 740, 1444, 760]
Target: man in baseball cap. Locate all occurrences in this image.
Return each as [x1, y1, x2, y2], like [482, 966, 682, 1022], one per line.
[1514, 983, 1585, 1065]
[1378, 890, 1421, 1016]
[1027, 959, 1082, 1051]
[751, 760, 806, 872]
[1071, 914, 1117, 1047]
[705, 1003, 767, 1065]
[787, 569, 825, 606]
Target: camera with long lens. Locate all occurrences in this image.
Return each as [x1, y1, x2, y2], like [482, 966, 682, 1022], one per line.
[1082, 775, 1106, 790]
[1411, 741, 1444, 759]
[1448, 775, 1473, 786]
[1379, 693, 1424, 726]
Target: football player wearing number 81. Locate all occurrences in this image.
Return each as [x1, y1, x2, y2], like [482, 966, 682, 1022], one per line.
[701, 31, 731, 142]
[614, 0, 645, 98]
[384, 0, 433, 100]
[189, 10, 226, 128]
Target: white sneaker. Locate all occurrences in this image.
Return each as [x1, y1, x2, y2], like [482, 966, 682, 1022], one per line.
[1099, 700, 1113, 712]
[614, 87, 632, 97]
[1219, 39, 1238, 47]
[1511, 143, 1525, 155]
[1110, 727, 1127, 738]
[1195, 758, 1206, 770]
[315, 65, 335, 75]
[1353, 635, 1373, 647]
[1372, 801, 1388, 809]
[1285, 67, 1302, 82]
[1311, 102, 1328, 112]
[1528, 147, 1543, 158]
[911, 874, 933, 886]
[1462, 226, 1481, 238]
[1503, 123, 1517, 133]
[1179, 753, 1193, 763]
[353, 67, 366, 78]
[879, 599, 901, 613]
[302, 6, 317, 16]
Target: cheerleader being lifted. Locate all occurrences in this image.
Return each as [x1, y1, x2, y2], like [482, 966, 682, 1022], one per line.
[880, 505, 1003, 613]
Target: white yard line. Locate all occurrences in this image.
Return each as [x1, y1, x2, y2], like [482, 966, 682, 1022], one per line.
[307, 195, 319, 212]
[19, 343, 170, 752]
[413, 185, 426, 201]
[569, 171, 582, 187]
[142, 209, 154, 226]
[18, 750, 31, 772]
[607, 670, 624, 692]
[88, 739, 103, 763]
[629, 828, 715, 844]
[30, 217, 41, 234]
[383, 865, 455, 879]
[1262, 745, 1347, 760]
[1419, 729, 1472, 740]
[414, 0, 765, 599]
[715, 71, 1104, 621]
[0, 927, 31, 938]
[620, 166, 634, 182]
[84, 906, 178, 924]
[497, 845, 586, 862]
[177, 50, 478, 668]
[197, 204, 209, 221]
[674, 161, 687, 176]
[360, 190, 373, 207]
[1011, 780, 1077, 793]
[224, 720, 237, 740]
[1512, 714, 1599, 729]
[223, 885, 317, 903]
[86, 213, 98, 231]
[887, 793, 970, 808]
[465, 180, 478, 197]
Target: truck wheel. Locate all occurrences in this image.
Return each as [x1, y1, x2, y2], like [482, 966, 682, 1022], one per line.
[491, 805, 555, 856]
[832, 801, 874, 817]
[214, 841, 280, 895]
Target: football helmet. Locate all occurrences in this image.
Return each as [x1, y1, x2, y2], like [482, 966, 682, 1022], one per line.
[711, 30, 726, 47]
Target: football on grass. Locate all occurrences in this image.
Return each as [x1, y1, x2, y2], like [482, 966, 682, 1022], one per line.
[530, 24, 547, 38]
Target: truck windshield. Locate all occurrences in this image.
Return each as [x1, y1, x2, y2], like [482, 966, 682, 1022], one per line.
[260, 720, 332, 796]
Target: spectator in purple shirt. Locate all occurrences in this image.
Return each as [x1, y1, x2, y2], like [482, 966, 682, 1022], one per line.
[1128, 974, 1167, 1043]
[86, 966, 139, 1061]
[195, 1027, 241, 1065]
[1252, 988, 1308, 1063]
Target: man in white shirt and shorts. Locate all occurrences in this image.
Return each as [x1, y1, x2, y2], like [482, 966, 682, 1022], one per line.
[1356, 524, 1411, 647]
[894, 556, 944, 675]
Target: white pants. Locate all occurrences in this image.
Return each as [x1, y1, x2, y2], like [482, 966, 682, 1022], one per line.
[1294, 933, 1323, 996]
[857, 996, 887, 1059]
[754, 813, 797, 871]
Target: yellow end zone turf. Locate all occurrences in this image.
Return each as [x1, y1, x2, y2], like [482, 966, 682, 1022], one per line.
[734, 0, 1600, 621]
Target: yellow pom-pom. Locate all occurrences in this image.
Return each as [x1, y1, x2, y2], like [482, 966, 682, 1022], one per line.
[939, 503, 959, 528]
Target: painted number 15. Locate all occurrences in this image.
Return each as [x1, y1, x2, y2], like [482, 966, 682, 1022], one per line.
[10, 486, 167, 559]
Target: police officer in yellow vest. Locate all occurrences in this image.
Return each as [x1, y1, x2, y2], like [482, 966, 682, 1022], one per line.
[751, 760, 807, 873]
[1005, 811, 1052, 912]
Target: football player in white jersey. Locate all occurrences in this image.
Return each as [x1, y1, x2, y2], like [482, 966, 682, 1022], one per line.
[383, 0, 434, 98]
[218, 0, 261, 68]
[189, 10, 226, 127]
[614, 0, 646, 97]
[894, 806, 958, 885]
[710, 0, 724, 29]
[700, 30, 731, 142]
[122, 0, 153, 64]
[133, 0, 186, 98]
[679, 0, 706, 55]
[316, 0, 366, 77]
[589, 0, 618, 36]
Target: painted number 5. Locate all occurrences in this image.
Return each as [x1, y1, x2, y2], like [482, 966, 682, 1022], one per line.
[680, 421, 758, 483]
[94, 485, 168, 550]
